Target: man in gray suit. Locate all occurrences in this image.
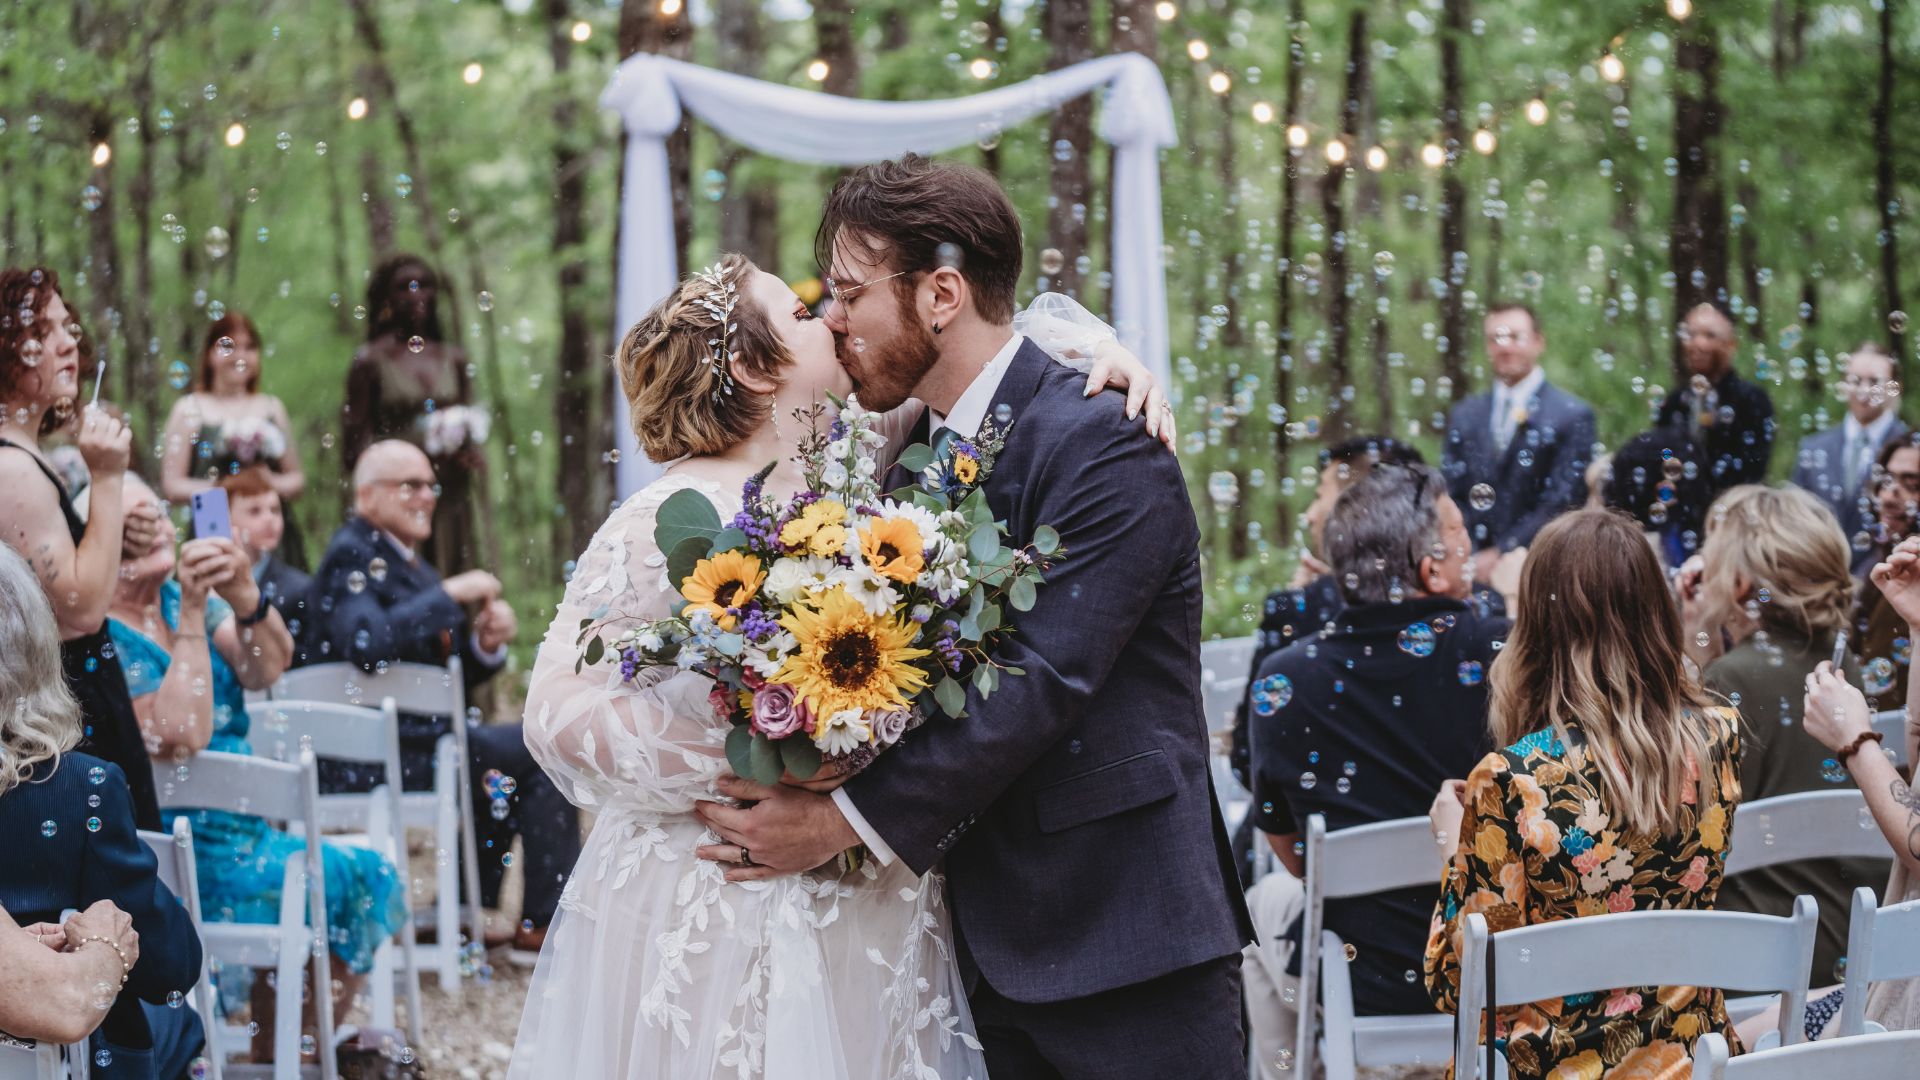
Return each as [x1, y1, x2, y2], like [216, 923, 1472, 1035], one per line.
[1441, 303, 1598, 582]
[1791, 342, 1905, 575]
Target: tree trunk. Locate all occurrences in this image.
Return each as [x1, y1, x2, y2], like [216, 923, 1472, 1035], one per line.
[979, 2, 1007, 176]
[1877, 0, 1904, 360]
[125, 40, 161, 426]
[1274, 0, 1306, 537]
[813, 3, 859, 98]
[1671, 13, 1730, 379]
[1043, 0, 1095, 301]
[1437, 0, 1469, 403]
[83, 110, 128, 423]
[1737, 181, 1767, 345]
[1321, 12, 1366, 445]
[548, 0, 598, 558]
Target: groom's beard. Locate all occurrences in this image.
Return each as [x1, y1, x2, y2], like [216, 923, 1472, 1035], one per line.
[837, 296, 941, 413]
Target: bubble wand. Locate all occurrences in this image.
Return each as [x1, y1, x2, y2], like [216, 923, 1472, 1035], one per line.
[88, 360, 106, 410]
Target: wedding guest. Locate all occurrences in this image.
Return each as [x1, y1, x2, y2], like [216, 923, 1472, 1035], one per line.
[0, 540, 205, 1079]
[1679, 484, 1883, 983]
[342, 254, 482, 573]
[0, 901, 139, 1046]
[1242, 463, 1505, 1076]
[0, 265, 159, 831]
[1596, 427, 1713, 571]
[160, 312, 309, 567]
[1848, 431, 1920, 713]
[1442, 302, 1598, 581]
[221, 465, 314, 659]
[311, 439, 578, 954]
[102, 473, 406, 1063]
[1657, 301, 1777, 494]
[1791, 343, 1905, 576]
[1427, 508, 1745, 1077]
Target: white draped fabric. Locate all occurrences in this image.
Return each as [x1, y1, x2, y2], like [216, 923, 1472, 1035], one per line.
[601, 52, 1177, 496]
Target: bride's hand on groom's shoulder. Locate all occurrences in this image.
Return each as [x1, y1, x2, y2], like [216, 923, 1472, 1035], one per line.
[1082, 340, 1177, 449]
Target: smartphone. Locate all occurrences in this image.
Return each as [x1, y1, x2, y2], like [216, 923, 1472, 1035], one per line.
[191, 488, 232, 540]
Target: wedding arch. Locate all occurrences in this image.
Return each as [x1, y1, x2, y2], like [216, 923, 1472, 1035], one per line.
[601, 52, 1178, 496]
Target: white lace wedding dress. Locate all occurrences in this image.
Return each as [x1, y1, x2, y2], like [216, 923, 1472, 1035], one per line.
[507, 472, 987, 1080]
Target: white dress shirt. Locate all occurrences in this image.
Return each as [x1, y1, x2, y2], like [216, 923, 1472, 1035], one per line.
[1491, 365, 1546, 455]
[1842, 411, 1898, 492]
[830, 331, 1026, 866]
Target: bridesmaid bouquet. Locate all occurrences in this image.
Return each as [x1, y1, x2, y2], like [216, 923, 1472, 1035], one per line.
[209, 416, 288, 468]
[422, 404, 491, 458]
[576, 396, 1060, 783]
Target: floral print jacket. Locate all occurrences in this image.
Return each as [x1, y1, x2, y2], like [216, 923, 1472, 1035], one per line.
[1424, 709, 1745, 1079]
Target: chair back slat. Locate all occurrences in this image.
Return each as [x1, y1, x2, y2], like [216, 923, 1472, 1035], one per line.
[154, 750, 312, 825]
[1199, 635, 1256, 734]
[273, 659, 465, 718]
[1838, 884, 1920, 1037]
[1724, 790, 1890, 877]
[1694, 1028, 1920, 1079]
[246, 699, 402, 769]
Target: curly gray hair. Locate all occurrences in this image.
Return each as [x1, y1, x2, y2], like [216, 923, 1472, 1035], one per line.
[0, 542, 81, 797]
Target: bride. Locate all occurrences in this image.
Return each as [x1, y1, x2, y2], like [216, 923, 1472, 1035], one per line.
[507, 253, 1168, 1079]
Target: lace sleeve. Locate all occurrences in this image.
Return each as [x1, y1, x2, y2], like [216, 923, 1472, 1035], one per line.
[1014, 292, 1119, 372]
[523, 484, 728, 816]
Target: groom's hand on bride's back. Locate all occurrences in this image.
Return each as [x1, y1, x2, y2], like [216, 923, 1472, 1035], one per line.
[693, 773, 862, 882]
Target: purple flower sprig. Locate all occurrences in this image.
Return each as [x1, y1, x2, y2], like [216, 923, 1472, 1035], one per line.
[934, 620, 965, 672]
[737, 604, 781, 643]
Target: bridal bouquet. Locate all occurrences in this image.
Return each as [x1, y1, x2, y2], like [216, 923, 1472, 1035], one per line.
[576, 396, 1060, 783]
[422, 404, 491, 458]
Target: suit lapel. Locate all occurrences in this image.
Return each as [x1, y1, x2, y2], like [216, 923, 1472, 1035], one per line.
[884, 408, 933, 493]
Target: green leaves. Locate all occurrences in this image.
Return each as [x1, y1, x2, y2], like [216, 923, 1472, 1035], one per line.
[666, 535, 714, 593]
[583, 635, 605, 666]
[968, 523, 1001, 563]
[725, 725, 754, 779]
[897, 442, 935, 474]
[934, 676, 967, 718]
[729, 726, 798, 785]
[780, 737, 823, 780]
[654, 488, 724, 553]
[747, 731, 783, 785]
[1033, 525, 1060, 556]
[1008, 577, 1037, 612]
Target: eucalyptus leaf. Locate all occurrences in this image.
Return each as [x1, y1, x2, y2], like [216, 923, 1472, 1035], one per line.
[969, 524, 1000, 563]
[1033, 525, 1060, 556]
[972, 664, 993, 694]
[780, 737, 824, 780]
[980, 602, 1002, 630]
[725, 725, 754, 779]
[957, 610, 980, 641]
[935, 677, 967, 718]
[710, 527, 749, 553]
[654, 487, 724, 552]
[666, 535, 714, 592]
[1009, 577, 1036, 612]
[584, 636, 605, 666]
[898, 443, 935, 474]
[748, 732, 784, 785]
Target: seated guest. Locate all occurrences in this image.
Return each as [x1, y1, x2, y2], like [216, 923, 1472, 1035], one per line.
[311, 439, 579, 954]
[1598, 427, 1713, 571]
[1427, 507, 1745, 1077]
[1683, 484, 1883, 984]
[1851, 431, 1920, 712]
[221, 466, 313, 660]
[102, 474, 407, 1063]
[1242, 463, 1506, 1076]
[0, 901, 140, 1046]
[1791, 343, 1905, 576]
[0, 541, 205, 1079]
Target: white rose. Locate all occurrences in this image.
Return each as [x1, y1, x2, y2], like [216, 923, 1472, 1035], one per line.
[765, 556, 834, 604]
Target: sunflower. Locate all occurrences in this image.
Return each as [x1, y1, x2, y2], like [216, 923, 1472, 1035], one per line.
[680, 550, 767, 630]
[777, 586, 930, 717]
[952, 450, 980, 486]
[858, 517, 926, 584]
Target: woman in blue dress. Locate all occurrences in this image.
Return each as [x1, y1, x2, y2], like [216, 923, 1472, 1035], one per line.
[101, 474, 407, 1064]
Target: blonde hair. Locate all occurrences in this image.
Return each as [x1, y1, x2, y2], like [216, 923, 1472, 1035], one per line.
[1699, 484, 1853, 645]
[1490, 509, 1725, 837]
[0, 543, 81, 797]
[616, 253, 792, 461]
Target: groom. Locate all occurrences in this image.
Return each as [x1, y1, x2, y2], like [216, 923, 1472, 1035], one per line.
[694, 154, 1253, 1079]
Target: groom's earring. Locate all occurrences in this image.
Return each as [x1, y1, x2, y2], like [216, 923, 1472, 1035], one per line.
[932, 322, 942, 335]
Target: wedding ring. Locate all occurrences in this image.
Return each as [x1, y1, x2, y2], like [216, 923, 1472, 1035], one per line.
[739, 848, 755, 867]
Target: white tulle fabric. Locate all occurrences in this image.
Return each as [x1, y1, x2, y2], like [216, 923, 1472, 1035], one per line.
[507, 474, 986, 1080]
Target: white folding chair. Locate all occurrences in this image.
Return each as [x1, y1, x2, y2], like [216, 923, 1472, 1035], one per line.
[270, 659, 481, 997]
[1838, 884, 1920, 1037]
[1724, 789, 1892, 877]
[0, 1038, 88, 1080]
[1452, 895, 1819, 1079]
[246, 699, 423, 1047]
[1200, 636, 1257, 829]
[1295, 814, 1452, 1080]
[137, 818, 221, 1080]
[1691, 1029, 1920, 1079]
[1868, 709, 1909, 769]
[155, 749, 338, 1080]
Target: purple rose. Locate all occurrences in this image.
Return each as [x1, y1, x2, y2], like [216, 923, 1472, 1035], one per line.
[870, 707, 912, 747]
[751, 682, 808, 739]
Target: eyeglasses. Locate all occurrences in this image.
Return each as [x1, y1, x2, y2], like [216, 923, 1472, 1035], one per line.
[824, 269, 913, 310]
[372, 477, 439, 499]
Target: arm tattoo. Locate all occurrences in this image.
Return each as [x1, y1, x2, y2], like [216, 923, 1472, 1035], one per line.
[1892, 779, 1920, 861]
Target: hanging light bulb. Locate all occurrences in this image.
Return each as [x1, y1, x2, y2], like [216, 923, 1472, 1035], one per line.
[462, 62, 484, 85]
[1286, 124, 1309, 149]
[1250, 101, 1276, 125]
[1325, 139, 1349, 166]
[1472, 129, 1498, 155]
[1525, 98, 1550, 126]
[91, 142, 112, 167]
[806, 59, 830, 82]
[1155, 1, 1178, 20]
[1187, 39, 1210, 61]
[1668, 0, 1691, 19]
[1365, 146, 1388, 171]
[1600, 52, 1625, 83]
[570, 20, 592, 42]
[224, 122, 246, 147]
[347, 97, 369, 121]
[1421, 143, 1447, 168]
[968, 58, 996, 80]
[659, 0, 683, 14]
[1207, 70, 1232, 95]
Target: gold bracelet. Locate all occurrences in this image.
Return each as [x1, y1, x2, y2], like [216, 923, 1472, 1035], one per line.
[73, 935, 131, 987]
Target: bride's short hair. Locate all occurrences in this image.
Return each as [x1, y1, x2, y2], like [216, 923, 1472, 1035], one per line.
[617, 253, 792, 461]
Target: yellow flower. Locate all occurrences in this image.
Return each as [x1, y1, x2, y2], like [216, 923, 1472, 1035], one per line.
[780, 500, 849, 557]
[777, 586, 930, 717]
[680, 551, 766, 631]
[1545, 1050, 1605, 1080]
[1698, 803, 1727, 851]
[953, 452, 980, 485]
[859, 517, 926, 584]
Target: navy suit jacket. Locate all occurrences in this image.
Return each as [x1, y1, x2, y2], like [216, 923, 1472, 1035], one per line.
[844, 339, 1253, 1004]
[256, 553, 316, 664]
[0, 754, 202, 1053]
[1791, 421, 1908, 576]
[1442, 378, 1597, 552]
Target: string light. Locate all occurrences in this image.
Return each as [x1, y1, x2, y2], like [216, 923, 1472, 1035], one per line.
[1667, 0, 1691, 19]
[570, 20, 591, 42]
[1187, 39, 1210, 61]
[1525, 98, 1550, 125]
[91, 142, 111, 167]
[968, 58, 996, 80]
[659, 0, 683, 14]
[1472, 129, 1497, 155]
[1207, 70, 1232, 95]
[1420, 142, 1446, 168]
[1600, 52, 1625, 83]
[224, 123, 246, 147]
[1325, 139, 1348, 166]
[1250, 101, 1276, 125]
[347, 97, 369, 121]
[1155, 1, 1178, 20]
[462, 63, 484, 85]
[1365, 146, 1388, 171]
[806, 59, 830, 82]
[1286, 124, 1309, 149]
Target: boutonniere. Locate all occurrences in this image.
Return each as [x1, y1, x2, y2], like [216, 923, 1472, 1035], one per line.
[1509, 404, 1529, 428]
[904, 414, 1013, 500]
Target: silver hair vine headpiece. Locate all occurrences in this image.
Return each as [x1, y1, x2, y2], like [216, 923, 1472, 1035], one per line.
[691, 261, 739, 404]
